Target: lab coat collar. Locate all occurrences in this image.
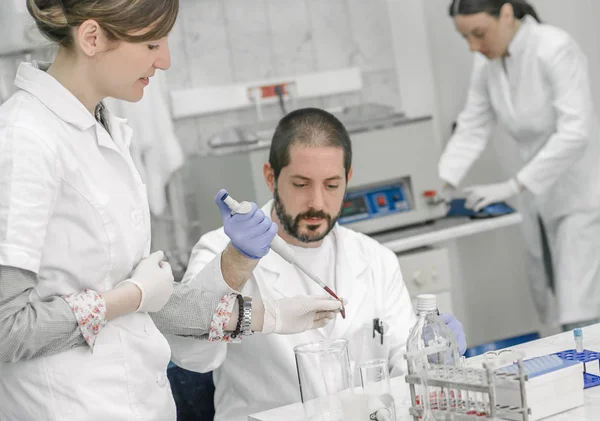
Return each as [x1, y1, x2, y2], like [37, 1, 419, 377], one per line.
[14, 61, 98, 131]
[103, 107, 134, 150]
[258, 199, 370, 338]
[507, 15, 537, 58]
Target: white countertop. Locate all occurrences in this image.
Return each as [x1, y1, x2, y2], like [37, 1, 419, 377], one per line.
[248, 323, 600, 421]
[370, 213, 523, 254]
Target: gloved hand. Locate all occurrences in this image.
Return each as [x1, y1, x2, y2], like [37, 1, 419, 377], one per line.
[262, 295, 344, 334]
[119, 250, 174, 313]
[463, 179, 521, 212]
[214, 189, 278, 259]
[438, 181, 457, 204]
[440, 313, 467, 355]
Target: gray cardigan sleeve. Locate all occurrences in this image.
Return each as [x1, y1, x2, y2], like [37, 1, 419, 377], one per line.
[0, 265, 85, 363]
[150, 281, 224, 338]
[0, 265, 230, 363]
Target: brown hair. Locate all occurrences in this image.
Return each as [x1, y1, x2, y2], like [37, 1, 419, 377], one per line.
[27, 0, 179, 48]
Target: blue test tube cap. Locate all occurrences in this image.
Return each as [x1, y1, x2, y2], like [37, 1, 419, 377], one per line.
[574, 328, 583, 338]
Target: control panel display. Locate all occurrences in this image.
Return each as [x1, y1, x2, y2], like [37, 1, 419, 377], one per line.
[338, 181, 412, 225]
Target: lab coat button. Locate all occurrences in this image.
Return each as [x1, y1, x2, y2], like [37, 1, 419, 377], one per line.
[130, 209, 143, 227]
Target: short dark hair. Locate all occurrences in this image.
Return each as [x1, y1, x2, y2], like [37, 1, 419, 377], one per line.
[268, 108, 352, 180]
[449, 0, 540, 22]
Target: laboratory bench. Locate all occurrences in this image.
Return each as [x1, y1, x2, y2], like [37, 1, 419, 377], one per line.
[248, 322, 600, 421]
[371, 213, 523, 254]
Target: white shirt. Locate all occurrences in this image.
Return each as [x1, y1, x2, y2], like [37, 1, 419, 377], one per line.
[288, 234, 337, 296]
[289, 235, 337, 333]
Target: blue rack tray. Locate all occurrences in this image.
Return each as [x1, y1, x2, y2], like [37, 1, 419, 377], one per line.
[554, 349, 600, 389]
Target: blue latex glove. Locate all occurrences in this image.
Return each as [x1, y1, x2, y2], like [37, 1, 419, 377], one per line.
[440, 313, 467, 356]
[214, 189, 278, 259]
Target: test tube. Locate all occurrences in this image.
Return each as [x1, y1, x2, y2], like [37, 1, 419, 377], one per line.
[574, 328, 584, 353]
[465, 371, 477, 415]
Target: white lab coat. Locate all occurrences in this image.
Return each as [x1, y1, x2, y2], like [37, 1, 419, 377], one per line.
[439, 16, 600, 325]
[168, 200, 416, 421]
[0, 62, 220, 420]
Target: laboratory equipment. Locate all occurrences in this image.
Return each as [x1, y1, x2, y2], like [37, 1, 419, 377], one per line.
[358, 359, 396, 421]
[294, 339, 352, 421]
[220, 192, 345, 318]
[336, 115, 447, 235]
[405, 347, 530, 421]
[493, 354, 583, 421]
[185, 114, 443, 236]
[554, 349, 600, 389]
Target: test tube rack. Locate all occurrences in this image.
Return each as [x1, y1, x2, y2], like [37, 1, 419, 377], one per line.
[405, 345, 530, 421]
[554, 349, 600, 389]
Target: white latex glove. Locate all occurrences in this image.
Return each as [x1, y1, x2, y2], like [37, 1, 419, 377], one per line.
[463, 179, 521, 212]
[119, 250, 174, 313]
[262, 295, 344, 335]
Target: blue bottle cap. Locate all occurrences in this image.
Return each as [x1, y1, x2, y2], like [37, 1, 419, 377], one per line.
[574, 328, 583, 338]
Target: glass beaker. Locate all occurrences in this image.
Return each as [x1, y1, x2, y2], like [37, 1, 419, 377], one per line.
[294, 339, 353, 421]
[358, 359, 396, 421]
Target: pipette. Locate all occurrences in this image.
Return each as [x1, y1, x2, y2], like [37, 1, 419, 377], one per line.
[220, 192, 346, 319]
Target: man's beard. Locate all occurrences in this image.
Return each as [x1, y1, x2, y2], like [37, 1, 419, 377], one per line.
[273, 185, 342, 243]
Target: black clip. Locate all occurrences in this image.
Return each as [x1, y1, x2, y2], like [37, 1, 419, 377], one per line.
[373, 318, 384, 345]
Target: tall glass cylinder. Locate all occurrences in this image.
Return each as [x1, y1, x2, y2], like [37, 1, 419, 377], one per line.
[294, 339, 352, 420]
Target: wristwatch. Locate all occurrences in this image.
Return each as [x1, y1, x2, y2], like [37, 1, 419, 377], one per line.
[241, 296, 253, 336]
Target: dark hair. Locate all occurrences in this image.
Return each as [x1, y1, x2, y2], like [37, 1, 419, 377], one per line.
[269, 108, 352, 180]
[27, 0, 179, 48]
[449, 0, 540, 22]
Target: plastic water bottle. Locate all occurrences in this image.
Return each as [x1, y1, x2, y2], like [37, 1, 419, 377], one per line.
[406, 294, 460, 417]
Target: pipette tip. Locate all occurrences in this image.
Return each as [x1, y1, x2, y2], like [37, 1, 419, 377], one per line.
[324, 286, 346, 319]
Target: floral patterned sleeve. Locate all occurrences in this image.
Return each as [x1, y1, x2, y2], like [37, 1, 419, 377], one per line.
[64, 289, 107, 349]
[208, 293, 241, 343]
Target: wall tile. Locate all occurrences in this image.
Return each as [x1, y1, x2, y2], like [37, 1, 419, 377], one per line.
[346, 0, 396, 72]
[266, 0, 316, 77]
[180, 0, 234, 87]
[306, 0, 355, 71]
[224, 0, 274, 82]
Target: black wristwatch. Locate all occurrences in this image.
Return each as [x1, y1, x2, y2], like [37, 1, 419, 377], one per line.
[231, 294, 244, 338]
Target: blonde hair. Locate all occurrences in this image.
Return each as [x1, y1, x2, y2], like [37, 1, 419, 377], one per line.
[27, 0, 179, 47]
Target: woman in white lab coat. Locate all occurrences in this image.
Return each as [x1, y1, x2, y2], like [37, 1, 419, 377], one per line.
[439, 0, 600, 330]
[0, 1, 340, 420]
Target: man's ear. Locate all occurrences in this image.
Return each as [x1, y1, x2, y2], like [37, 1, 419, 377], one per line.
[264, 163, 276, 193]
